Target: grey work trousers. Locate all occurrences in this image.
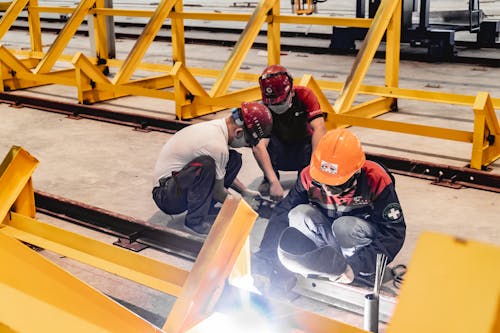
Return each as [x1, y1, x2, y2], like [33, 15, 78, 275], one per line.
[288, 204, 375, 258]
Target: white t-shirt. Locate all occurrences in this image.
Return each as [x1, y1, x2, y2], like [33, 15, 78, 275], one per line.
[153, 118, 229, 187]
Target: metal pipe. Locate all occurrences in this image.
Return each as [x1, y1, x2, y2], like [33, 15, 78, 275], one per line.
[364, 293, 379, 332]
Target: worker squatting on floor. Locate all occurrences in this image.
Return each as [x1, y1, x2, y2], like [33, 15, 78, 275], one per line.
[152, 102, 273, 235]
[253, 64, 327, 202]
[252, 129, 406, 297]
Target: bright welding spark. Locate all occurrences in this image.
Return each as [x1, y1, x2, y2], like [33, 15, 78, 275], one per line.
[188, 311, 275, 333]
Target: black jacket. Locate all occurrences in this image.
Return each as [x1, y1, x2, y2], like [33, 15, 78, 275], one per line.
[259, 160, 406, 277]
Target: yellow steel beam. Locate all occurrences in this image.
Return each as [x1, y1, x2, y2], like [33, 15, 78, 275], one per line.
[171, 0, 186, 63]
[0, 232, 164, 333]
[471, 92, 500, 169]
[74, 52, 175, 103]
[185, 85, 262, 119]
[299, 74, 335, 115]
[330, 113, 473, 143]
[384, 0, 401, 89]
[27, 0, 42, 52]
[2, 212, 189, 296]
[277, 15, 373, 28]
[387, 232, 500, 333]
[0, 146, 38, 222]
[0, 145, 367, 333]
[73, 51, 112, 102]
[35, 0, 97, 74]
[343, 96, 394, 118]
[0, 1, 11, 11]
[0, 0, 29, 38]
[175, 61, 209, 98]
[0, 44, 32, 74]
[28, 6, 372, 28]
[92, 0, 110, 61]
[334, 0, 400, 114]
[163, 198, 258, 333]
[113, 0, 177, 84]
[172, 61, 211, 119]
[266, 1, 281, 65]
[209, 0, 278, 98]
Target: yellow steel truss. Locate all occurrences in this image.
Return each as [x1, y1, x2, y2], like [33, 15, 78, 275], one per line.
[0, 0, 498, 169]
[0, 146, 367, 333]
[1, 146, 499, 332]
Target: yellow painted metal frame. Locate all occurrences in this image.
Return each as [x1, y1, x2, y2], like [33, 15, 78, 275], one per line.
[0, 0, 498, 168]
[386, 232, 500, 333]
[0, 146, 367, 332]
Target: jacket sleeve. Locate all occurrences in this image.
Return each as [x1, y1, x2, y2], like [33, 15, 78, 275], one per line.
[257, 177, 309, 261]
[346, 182, 406, 276]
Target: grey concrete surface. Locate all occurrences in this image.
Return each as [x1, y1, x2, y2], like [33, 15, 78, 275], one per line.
[1, 12, 499, 331]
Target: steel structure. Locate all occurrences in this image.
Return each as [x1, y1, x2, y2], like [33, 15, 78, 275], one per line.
[0, 145, 367, 332]
[0, 0, 498, 170]
[1, 146, 499, 332]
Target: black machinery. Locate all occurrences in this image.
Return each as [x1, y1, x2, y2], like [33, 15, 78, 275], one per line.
[330, 0, 500, 60]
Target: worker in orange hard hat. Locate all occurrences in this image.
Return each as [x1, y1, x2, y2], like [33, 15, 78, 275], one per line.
[254, 64, 327, 202]
[153, 102, 273, 236]
[252, 129, 406, 298]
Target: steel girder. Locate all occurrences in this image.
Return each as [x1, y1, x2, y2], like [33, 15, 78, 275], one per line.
[0, 0, 498, 168]
[0, 146, 368, 333]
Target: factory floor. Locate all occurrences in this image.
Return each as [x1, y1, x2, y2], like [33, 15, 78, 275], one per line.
[1, 18, 499, 332]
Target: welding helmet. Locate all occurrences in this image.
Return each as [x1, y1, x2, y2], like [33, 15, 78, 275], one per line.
[259, 64, 293, 107]
[310, 129, 365, 186]
[232, 102, 273, 147]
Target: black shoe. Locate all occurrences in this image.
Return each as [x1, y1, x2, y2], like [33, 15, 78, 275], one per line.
[185, 222, 212, 235]
[251, 252, 298, 301]
[267, 268, 299, 302]
[185, 215, 217, 236]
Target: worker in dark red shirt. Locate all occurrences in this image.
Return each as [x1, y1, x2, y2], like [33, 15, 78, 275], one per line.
[253, 65, 327, 202]
[253, 129, 406, 296]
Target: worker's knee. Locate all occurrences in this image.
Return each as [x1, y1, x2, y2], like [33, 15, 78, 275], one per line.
[332, 216, 375, 249]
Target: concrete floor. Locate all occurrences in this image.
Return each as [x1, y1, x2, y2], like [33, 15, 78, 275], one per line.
[1, 14, 499, 332]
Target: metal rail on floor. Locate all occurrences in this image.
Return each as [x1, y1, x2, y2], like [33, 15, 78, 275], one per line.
[0, 0, 498, 169]
[1, 91, 498, 192]
[2, 146, 499, 333]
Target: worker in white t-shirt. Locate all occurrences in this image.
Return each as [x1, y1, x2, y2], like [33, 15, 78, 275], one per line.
[152, 102, 273, 235]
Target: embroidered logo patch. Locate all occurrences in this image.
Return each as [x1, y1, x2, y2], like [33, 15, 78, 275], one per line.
[320, 160, 338, 175]
[383, 203, 403, 223]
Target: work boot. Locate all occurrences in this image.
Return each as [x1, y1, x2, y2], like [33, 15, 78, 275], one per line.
[251, 251, 298, 302]
[185, 222, 212, 236]
[268, 262, 299, 302]
[185, 214, 217, 236]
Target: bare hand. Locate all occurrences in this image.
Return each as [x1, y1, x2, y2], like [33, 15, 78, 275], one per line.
[269, 181, 284, 202]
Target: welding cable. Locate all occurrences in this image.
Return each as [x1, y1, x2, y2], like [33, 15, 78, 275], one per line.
[391, 264, 406, 289]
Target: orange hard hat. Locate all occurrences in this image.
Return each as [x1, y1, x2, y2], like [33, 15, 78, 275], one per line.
[310, 129, 365, 186]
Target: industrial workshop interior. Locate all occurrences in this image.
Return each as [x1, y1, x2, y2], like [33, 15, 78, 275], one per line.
[0, 0, 499, 332]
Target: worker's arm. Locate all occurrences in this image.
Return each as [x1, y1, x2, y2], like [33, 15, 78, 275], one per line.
[309, 116, 327, 152]
[230, 177, 257, 196]
[212, 179, 228, 203]
[252, 138, 284, 201]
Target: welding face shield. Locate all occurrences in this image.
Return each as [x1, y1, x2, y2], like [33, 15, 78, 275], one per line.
[312, 171, 360, 196]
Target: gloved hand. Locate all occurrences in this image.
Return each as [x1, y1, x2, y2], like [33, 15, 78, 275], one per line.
[241, 189, 262, 211]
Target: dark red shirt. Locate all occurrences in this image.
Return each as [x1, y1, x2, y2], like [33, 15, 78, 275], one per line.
[271, 86, 323, 144]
